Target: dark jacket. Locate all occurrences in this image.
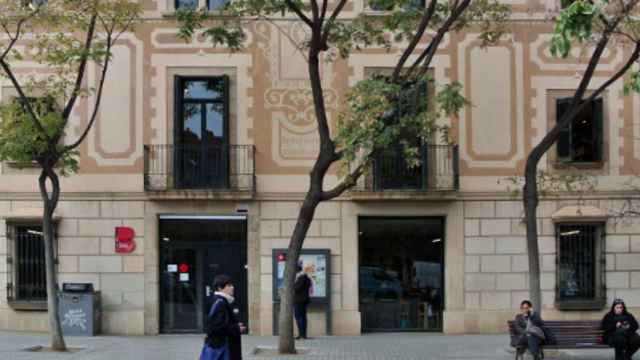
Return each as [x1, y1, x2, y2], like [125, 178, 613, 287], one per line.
[601, 312, 639, 344]
[205, 294, 242, 360]
[293, 273, 312, 305]
[511, 311, 556, 347]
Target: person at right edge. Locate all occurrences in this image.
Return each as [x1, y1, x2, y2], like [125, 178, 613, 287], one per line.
[293, 262, 312, 340]
[601, 298, 640, 360]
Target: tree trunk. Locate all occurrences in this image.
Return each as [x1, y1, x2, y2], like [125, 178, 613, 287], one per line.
[278, 191, 320, 354]
[523, 161, 542, 315]
[38, 168, 66, 351]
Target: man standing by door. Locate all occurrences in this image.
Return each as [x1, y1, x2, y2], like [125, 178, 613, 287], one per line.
[294, 262, 312, 340]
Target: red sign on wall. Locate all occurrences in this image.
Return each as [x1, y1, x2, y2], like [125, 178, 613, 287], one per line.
[115, 226, 136, 253]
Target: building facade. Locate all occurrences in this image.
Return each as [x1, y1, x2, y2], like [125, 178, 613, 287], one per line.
[1, 0, 639, 336]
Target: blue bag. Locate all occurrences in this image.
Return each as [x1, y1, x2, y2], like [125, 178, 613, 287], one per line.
[200, 300, 230, 360]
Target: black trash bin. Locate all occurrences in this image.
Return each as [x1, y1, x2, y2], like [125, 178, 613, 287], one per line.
[58, 283, 101, 336]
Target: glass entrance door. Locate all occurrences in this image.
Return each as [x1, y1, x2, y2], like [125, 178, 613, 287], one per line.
[160, 245, 203, 332]
[359, 217, 444, 332]
[159, 217, 247, 333]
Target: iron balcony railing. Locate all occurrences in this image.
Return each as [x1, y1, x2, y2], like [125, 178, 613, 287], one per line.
[355, 144, 459, 192]
[144, 144, 255, 192]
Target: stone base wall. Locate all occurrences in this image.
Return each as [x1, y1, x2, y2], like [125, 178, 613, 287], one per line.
[2, 197, 640, 335]
[0, 199, 145, 335]
[462, 199, 640, 332]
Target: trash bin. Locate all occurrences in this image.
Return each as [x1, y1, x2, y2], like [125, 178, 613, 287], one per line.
[58, 283, 101, 336]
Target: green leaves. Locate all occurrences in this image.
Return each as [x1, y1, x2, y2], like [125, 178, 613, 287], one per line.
[624, 71, 640, 95]
[0, 0, 142, 176]
[0, 100, 59, 162]
[176, 7, 208, 42]
[335, 75, 463, 175]
[436, 82, 470, 117]
[550, 0, 599, 58]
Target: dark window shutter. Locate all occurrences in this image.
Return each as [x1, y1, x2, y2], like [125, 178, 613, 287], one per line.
[593, 98, 604, 162]
[221, 75, 230, 145]
[556, 98, 572, 161]
[416, 80, 428, 113]
[174, 76, 182, 143]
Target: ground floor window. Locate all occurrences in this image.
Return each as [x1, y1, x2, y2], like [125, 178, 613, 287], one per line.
[6, 224, 52, 309]
[555, 222, 606, 310]
[359, 217, 444, 332]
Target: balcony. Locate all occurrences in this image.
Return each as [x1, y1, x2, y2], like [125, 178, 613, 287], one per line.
[351, 144, 459, 201]
[144, 144, 255, 199]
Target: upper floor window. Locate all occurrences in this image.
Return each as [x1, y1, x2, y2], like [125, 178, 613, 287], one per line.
[374, 79, 429, 190]
[369, 0, 425, 11]
[22, 0, 47, 7]
[174, 76, 230, 189]
[556, 97, 603, 164]
[176, 0, 198, 9]
[176, 0, 230, 11]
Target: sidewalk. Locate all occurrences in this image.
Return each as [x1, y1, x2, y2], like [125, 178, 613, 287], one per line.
[0, 331, 614, 359]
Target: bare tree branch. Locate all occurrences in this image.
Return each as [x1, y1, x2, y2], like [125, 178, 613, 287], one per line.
[310, 0, 320, 22]
[582, 41, 640, 104]
[320, 160, 368, 200]
[414, 0, 471, 77]
[0, 9, 38, 62]
[64, 36, 113, 151]
[284, 0, 314, 27]
[392, 0, 438, 82]
[319, 0, 348, 47]
[320, 0, 328, 23]
[61, 14, 98, 124]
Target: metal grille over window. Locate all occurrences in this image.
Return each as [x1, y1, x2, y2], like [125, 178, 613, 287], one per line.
[556, 223, 606, 309]
[7, 226, 47, 302]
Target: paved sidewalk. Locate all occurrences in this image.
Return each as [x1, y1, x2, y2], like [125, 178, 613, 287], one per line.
[0, 331, 615, 360]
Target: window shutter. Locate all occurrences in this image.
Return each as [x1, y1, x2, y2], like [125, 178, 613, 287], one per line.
[415, 79, 428, 114]
[593, 98, 604, 162]
[556, 98, 572, 161]
[222, 75, 230, 145]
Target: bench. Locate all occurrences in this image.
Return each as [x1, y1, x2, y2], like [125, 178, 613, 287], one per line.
[508, 320, 608, 359]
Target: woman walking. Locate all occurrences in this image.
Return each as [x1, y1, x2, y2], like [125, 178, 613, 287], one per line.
[601, 298, 640, 360]
[200, 274, 246, 360]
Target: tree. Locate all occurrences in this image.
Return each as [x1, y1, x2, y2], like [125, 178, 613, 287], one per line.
[0, 0, 140, 351]
[178, 0, 509, 353]
[522, 0, 640, 314]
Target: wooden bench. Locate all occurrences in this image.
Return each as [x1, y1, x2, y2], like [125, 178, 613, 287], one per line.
[508, 320, 608, 359]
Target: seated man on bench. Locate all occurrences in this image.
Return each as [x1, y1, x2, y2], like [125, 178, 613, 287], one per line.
[511, 300, 553, 360]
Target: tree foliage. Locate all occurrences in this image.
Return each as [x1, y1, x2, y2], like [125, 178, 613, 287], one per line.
[177, 0, 509, 353]
[0, 0, 141, 173]
[0, 0, 141, 351]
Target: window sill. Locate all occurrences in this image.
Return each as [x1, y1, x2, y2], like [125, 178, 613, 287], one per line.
[363, 9, 393, 16]
[161, 10, 237, 19]
[5, 161, 38, 169]
[8, 300, 47, 311]
[553, 161, 604, 170]
[556, 298, 606, 311]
